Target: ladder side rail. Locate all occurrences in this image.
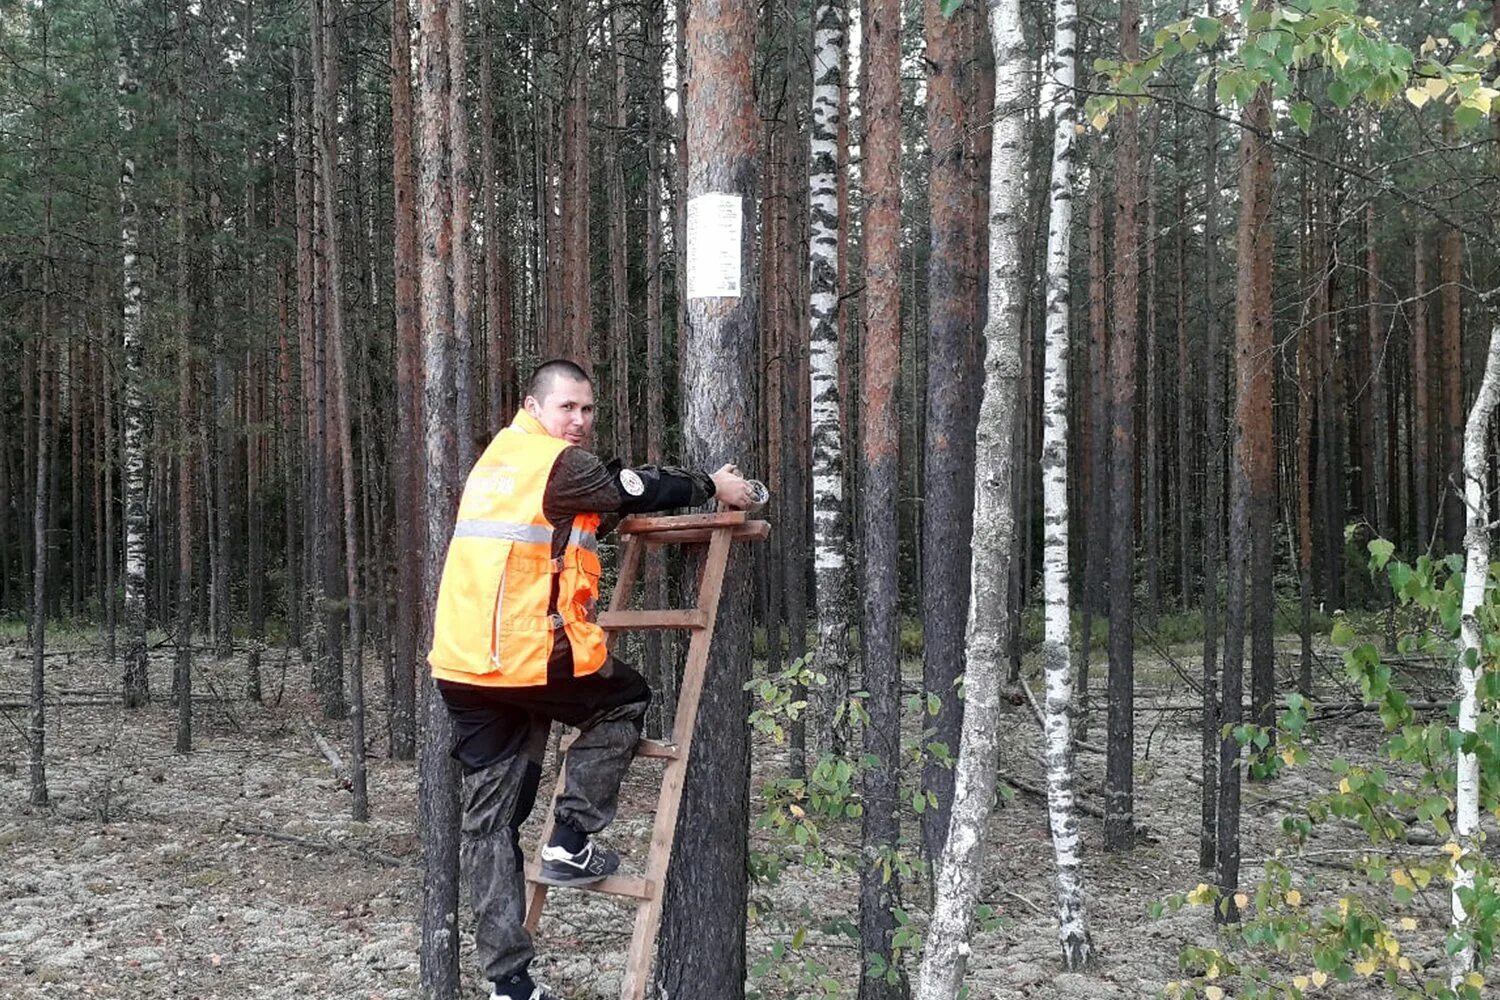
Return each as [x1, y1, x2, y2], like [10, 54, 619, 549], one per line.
[618, 526, 735, 1000]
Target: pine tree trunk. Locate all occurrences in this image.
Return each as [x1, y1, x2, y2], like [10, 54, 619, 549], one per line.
[70, 341, 83, 621]
[1413, 226, 1431, 552]
[1365, 192, 1388, 540]
[1451, 312, 1500, 986]
[607, 2, 632, 459]
[478, 18, 512, 433]
[1197, 7, 1224, 873]
[643, 0, 669, 738]
[1103, 0, 1140, 854]
[1143, 109, 1161, 624]
[211, 190, 234, 659]
[561, 0, 591, 367]
[920, 0, 984, 857]
[30, 337, 51, 806]
[1244, 95, 1276, 749]
[1442, 223, 1464, 556]
[1216, 71, 1273, 922]
[448, 0, 474, 470]
[174, 0, 194, 754]
[1080, 171, 1108, 742]
[1038, 0, 1091, 966]
[313, 0, 369, 822]
[415, 0, 462, 986]
[1174, 137, 1192, 604]
[807, 0, 852, 757]
[857, 0, 904, 988]
[1297, 180, 1315, 699]
[390, 0, 420, 761]
[915, 0, 1025, 990]
[654, 0, 759, 987]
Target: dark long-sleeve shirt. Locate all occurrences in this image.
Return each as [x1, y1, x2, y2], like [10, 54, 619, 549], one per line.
[542, 449, 717, 559]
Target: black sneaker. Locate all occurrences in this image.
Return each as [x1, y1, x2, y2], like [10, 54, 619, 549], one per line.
[490, 986, 561, 1000]
[536, 839, 619, 886]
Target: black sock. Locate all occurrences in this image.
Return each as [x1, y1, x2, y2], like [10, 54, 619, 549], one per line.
[548, 820, 587, 854]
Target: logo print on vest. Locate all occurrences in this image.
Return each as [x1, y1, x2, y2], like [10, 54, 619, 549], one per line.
[619, 469, 645, 496]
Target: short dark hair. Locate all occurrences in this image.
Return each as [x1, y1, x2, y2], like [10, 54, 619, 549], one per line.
[527, 359, 591, 402]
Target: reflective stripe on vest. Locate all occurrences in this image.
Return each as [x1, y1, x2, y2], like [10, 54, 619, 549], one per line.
[452, 519, 600, 553]
[427, 410, 609, 687]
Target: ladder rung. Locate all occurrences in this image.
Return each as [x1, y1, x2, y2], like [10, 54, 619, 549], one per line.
[635, 739, 680, 760]
[635, 521, 771, 546]
[598, 609, 709, 630]
[527, 869, 657, 901]
[617, 511, 747, 534]
[559, 733, 681, 760]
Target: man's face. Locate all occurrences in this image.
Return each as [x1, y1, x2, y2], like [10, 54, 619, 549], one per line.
[526, 375, 595, 446]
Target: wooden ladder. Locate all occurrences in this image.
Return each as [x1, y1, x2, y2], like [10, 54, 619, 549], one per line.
[523, 509, 769, 1000]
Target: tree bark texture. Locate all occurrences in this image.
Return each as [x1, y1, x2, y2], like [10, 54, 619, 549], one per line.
[1198, 8, 1224, 874]
[1450, 310, 1500, 985]
[919, 0, 985, 861]
[415, 0, 462, 989]
[29, 339, 51, 806]
[915, 0, 1025, 992]
[857, 0, 904, 990]
[313, 0, 369, 822]
[1038, 0, 1091, 967]
[117, 10, 150, 708]
[654, 0, 759, 990]
[807, 0, 853, 757]
[1103, 0, 1140, 854]
[1216, 74, 1274, 921]
[390, 0, 420, 761]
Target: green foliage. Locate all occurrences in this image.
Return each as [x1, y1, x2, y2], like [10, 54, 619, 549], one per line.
[743, 658, 994, 994]
[1154, 538, 1500, 999]
[1085, 1, 1499, 136]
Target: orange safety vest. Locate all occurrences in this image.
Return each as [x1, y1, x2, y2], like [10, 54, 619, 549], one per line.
[427, 409, 608, 687]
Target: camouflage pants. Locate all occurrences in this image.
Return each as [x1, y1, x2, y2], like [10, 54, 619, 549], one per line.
[443, 659, 650, 985]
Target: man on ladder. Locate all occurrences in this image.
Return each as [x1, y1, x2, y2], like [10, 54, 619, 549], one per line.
[428, 359, 756, 1000]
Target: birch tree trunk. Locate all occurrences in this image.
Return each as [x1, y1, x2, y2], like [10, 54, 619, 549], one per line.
[915, 0, 1025, 991]
[1450, 310, 1500, 985]
[1038, 0, 1091, 969]
[117, 7, 150, 708]
[808, 0, 853, 755]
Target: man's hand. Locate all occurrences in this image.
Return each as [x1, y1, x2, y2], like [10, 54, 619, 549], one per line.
[709, 463, 755, 510]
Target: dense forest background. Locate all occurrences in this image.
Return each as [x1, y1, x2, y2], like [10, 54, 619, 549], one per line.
[2, 0, 1500, 996]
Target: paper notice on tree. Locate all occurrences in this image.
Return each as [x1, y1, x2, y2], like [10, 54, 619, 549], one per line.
[686, 193, 743, 299]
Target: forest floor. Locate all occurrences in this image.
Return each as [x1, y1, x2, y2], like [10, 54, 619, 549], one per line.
[0, 622, 1472, 999]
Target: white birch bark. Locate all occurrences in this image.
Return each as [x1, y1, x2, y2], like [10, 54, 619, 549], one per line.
[1039, 0, 1092, 971]
[808, 0, 851, 753]
[1450, 312, 1500, 986]
[116, 8, 150, 708]
[915, 0, 1027, 994]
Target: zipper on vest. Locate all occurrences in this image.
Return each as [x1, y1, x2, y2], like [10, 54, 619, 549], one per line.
[489, 571, 506, 666]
